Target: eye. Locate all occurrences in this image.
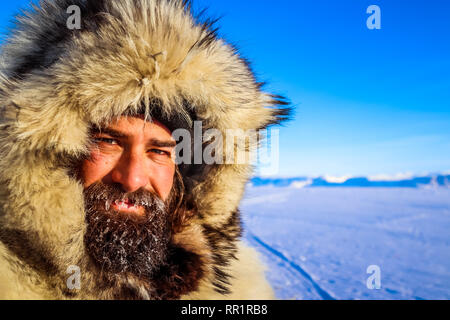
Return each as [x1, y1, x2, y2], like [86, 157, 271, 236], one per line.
[94, 137, 119, 145]
[149, 148, 170, 156]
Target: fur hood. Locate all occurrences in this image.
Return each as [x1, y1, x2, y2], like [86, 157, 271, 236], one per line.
[0, 0, 289, 300]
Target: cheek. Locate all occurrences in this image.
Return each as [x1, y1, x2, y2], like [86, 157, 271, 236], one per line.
[151, 164, 175, 201]
[80, 151, 116, 188]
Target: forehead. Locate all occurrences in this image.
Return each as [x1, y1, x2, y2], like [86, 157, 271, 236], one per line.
[101, 116, 173, 139]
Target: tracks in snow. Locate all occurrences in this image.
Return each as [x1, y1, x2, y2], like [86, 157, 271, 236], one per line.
[247, 230, 336, 300]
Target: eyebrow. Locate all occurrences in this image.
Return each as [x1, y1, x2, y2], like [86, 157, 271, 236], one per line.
[148, 138, 177, 148]
[92, 128, 176, 148]
[93, 128, 126, 138]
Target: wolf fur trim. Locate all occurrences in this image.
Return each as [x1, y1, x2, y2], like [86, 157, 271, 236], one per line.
[0, 0, 289, 299]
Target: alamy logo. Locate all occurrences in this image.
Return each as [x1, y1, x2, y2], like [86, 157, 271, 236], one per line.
[66, 265, 81, 290]
[366, 5, 381, 30]
[67, 5, 81, 30]
[172, 121, 280, 175]
[366, 265, 381, 289]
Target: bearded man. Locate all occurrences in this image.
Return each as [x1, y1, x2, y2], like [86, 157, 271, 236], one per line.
[0, 0, 289, 299]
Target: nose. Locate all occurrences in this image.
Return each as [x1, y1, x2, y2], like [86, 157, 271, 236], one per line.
[110, 151, 149, 193]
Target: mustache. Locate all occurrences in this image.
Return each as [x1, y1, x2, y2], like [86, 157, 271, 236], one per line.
[84, 182, 166, 218]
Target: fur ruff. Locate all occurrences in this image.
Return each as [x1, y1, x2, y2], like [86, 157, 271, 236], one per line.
[0, 0, 289, 299]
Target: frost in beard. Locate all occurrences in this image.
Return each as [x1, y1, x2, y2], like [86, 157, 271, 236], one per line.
[105, 200, 111, 211]
[83, 181, 172, 277]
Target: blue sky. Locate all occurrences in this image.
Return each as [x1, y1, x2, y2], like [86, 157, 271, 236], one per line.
[1, 0, 449, 177]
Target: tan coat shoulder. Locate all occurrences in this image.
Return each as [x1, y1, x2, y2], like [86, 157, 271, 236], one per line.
[183, 241, 275, 300]
[0, 243, 51, 300]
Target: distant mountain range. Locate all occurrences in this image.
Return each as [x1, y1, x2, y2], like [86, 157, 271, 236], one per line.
[250, 174, 450, 188]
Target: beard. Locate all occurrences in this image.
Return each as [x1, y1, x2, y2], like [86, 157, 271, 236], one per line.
[83, 182, 174, 278]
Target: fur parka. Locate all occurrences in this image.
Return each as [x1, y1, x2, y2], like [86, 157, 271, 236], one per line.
[0, 0, 289, 300]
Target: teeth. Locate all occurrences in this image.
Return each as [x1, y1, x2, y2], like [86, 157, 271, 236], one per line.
[104, 199, 141, 211]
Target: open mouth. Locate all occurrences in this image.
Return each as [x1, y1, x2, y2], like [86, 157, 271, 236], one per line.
[109, 199, 145, 215]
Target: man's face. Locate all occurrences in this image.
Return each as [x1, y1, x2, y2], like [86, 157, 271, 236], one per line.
[80, 116, 178, 277]
[81, 116, 176, 214]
